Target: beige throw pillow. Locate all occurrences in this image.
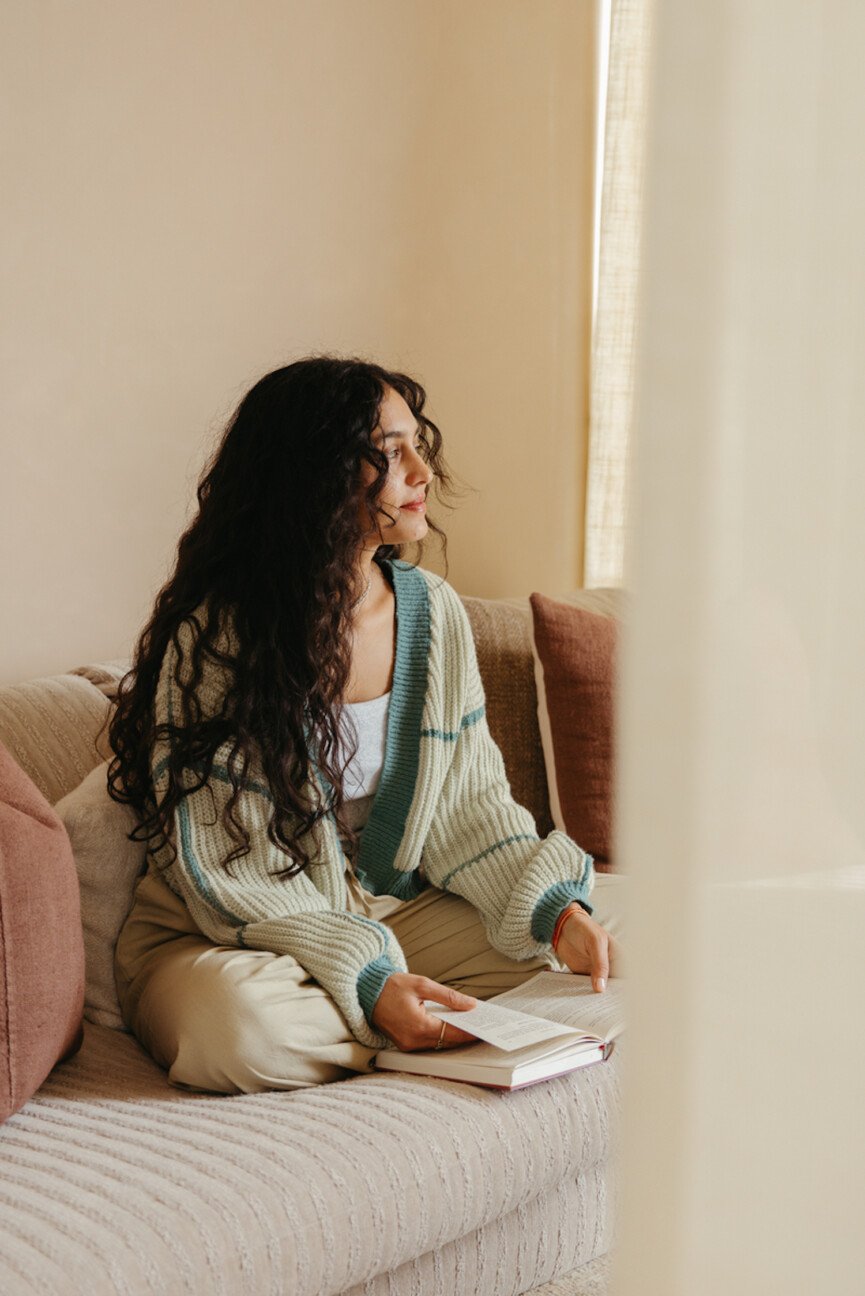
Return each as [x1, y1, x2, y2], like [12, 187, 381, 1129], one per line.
[55, 762, 147, 1029]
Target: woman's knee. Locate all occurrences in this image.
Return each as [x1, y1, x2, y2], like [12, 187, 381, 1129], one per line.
[128, 941, 370, 1093]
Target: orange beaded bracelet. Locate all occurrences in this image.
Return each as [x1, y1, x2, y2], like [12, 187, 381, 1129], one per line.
[551, 904, 581, 953]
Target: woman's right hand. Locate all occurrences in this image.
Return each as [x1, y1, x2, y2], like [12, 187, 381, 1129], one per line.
[371, 973, 478, 1051]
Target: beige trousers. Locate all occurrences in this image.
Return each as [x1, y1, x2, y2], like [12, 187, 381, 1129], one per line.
[115, 867, 625, 1094]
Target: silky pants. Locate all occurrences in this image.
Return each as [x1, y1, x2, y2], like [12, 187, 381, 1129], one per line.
[115, 868, 625, 1093]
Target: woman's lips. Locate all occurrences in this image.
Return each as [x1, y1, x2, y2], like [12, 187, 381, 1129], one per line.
[401, 500, 426, 512]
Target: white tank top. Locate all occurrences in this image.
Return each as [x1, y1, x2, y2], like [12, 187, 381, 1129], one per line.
[333, 691, 392, 869]
[334, 690, 391, 801]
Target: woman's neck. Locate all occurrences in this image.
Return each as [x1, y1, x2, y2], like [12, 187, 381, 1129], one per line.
[351, 555, 393, 624]
[344, 557, 396, 703]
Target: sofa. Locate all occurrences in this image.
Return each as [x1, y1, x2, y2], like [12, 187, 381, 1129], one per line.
[0, 585, 622, 1296]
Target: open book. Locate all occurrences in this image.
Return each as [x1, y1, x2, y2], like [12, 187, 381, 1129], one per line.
[372, 971, 625, 1090]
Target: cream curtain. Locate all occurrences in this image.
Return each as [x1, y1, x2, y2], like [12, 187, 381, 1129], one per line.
[584, 0, 654, 588]
[614, 2, 865, 1292]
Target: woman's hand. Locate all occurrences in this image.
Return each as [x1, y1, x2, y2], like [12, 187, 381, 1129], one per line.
[555, 905, 620, 992]
[372, 973, 478, 1051]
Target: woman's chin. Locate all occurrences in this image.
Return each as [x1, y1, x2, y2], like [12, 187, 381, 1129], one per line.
[391, 517, 429, 544]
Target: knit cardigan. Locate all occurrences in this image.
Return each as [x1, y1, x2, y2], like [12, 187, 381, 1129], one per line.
[148, 559, 595, 1048]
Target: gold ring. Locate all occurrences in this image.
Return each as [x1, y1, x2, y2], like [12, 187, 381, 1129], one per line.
[435, 1019, 447, 1050]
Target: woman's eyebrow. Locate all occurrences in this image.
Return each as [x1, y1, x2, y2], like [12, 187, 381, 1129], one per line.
[380, 424, 421, 440]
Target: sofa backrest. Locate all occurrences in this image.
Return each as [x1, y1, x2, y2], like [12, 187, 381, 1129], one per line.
[0, 588, 623, 821]
[0, 673, 115, 807]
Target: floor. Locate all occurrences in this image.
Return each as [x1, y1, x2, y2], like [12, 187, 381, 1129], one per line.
[526, 1253, 612, 1296]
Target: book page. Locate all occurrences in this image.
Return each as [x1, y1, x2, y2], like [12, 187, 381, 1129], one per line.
[490, 972, 627, 1042]
[422, 999, 580, 1052]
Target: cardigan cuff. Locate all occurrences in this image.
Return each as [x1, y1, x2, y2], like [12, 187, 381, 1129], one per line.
[356, 954, 401, 1027]
[531, 878, 594, 945]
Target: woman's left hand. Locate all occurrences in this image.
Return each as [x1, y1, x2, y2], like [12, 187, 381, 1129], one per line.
[555, 905, 620, 992]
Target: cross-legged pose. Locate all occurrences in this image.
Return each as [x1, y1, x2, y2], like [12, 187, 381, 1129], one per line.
[109, 356, 619, 1092]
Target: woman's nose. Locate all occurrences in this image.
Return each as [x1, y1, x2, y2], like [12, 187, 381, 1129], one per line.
[407, 447, 433, 485]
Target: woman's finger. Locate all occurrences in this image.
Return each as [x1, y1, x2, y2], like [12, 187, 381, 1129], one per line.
[420, 985, 479, 1048]
[592, 931, 610, 993]
[418, 978, 477, 1012]
[425, 1016, 477, 1048]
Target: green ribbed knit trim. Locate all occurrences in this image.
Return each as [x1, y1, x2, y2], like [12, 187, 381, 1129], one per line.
[356, 953, 401, 1025]
[438, 834, 541, 891]
[531, 878, 594, 944]
[354, 559, 429, 901]
[153, 755, 274, 803]
[167, 665, 245, 932]
[420, 705, 485, 742]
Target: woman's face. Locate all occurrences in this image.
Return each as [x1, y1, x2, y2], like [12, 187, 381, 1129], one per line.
[358, 385, 434, 549]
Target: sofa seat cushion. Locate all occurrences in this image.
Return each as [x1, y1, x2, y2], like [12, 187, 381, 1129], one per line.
[0, 995, 623, 1296]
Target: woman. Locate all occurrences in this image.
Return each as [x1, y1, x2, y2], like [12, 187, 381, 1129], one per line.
[109, 356, 618, 1093]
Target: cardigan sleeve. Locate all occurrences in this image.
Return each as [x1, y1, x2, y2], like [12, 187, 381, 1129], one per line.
[420, 589, 595, 961]
[149, 614, 406, 1048]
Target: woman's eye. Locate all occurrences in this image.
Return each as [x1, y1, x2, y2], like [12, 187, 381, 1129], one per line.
[386, 442, 425, 462]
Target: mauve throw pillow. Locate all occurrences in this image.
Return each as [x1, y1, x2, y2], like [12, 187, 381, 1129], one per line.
[0, 740, 85, 1122]
[529, 594, 617, 871]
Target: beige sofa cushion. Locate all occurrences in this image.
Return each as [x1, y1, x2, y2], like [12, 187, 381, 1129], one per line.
[55, 762, 146, 1029]
[0, 673, 113, 806]
[462, 596, 554, 835]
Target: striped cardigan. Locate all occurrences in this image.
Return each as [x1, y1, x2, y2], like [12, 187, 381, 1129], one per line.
[147, 559, 594, 1048]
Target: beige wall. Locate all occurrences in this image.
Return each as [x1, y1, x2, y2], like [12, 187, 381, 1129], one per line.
[0, 0, 597, 686]
[397, 1, 597, 599]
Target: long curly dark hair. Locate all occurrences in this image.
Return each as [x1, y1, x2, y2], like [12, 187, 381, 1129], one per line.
[106, 355, 456, 877]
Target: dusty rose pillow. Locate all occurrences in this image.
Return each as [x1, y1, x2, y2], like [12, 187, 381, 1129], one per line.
[0, 740, 85, 1122]
[529, 594, 617, 871]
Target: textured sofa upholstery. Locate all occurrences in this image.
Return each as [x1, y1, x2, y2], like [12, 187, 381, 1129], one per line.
[0, 587, 622, 1296]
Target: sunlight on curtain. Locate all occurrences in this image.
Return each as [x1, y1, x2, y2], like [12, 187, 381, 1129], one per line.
[613, 3, 865, 1292]
[584, 0, 654, 588]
